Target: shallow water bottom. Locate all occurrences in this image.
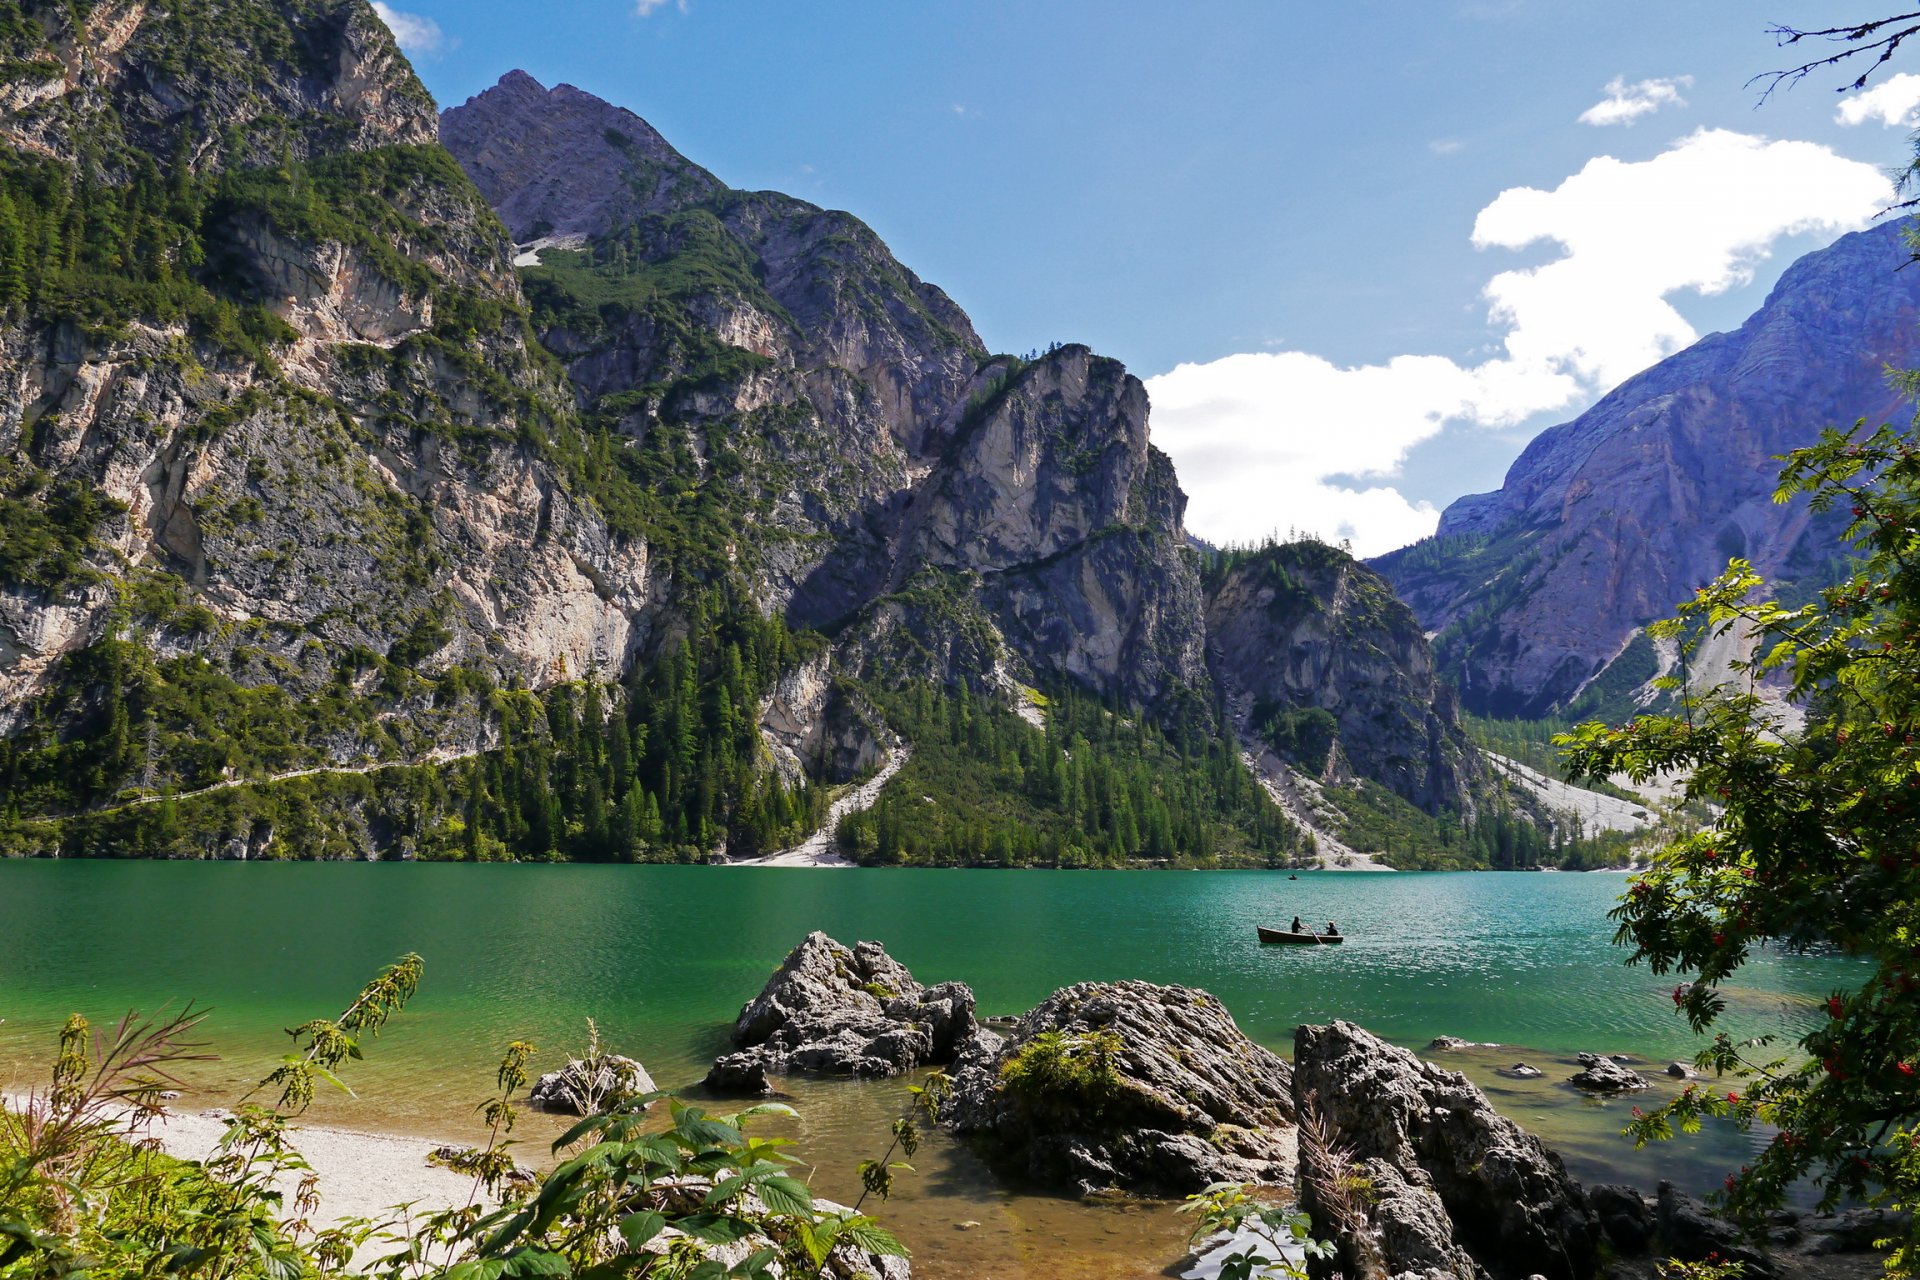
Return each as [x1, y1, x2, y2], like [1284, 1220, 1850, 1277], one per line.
[0, 1040, 1779, 1280]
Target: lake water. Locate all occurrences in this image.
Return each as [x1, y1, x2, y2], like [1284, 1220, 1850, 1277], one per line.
[0, 863, 1863, 1278]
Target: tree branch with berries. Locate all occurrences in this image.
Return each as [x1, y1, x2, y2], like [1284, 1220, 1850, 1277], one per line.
[1558, 412, 1920, 1277]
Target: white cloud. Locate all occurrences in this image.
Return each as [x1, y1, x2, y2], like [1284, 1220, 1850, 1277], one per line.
[1836, 71, 1920, 126]
[1145, 128, 1892, 557]
[371, 3, 442, 54]
[1578, 75, 1691, 126]
[635, 0, 688, 14]
[1429, 138, 1465, 156]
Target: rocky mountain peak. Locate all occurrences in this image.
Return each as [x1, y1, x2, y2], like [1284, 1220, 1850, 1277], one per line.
[441, 69, 721, 243]
[1377, 217, 1920, 718]
[1, 0, 438, 177]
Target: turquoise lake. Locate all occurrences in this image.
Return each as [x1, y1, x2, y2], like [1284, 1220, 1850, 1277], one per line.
[0, 863, 1864, 1279]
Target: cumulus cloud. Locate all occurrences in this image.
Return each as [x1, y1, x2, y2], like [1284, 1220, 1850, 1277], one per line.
[1836, 71, 1920, 126]
[1579, 75, 1691, 126]
[371, 3, 441, 54]
[1144, 128, 1892, 557]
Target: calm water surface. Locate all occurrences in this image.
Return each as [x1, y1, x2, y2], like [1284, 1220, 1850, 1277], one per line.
[0, 863, 1865, 1278]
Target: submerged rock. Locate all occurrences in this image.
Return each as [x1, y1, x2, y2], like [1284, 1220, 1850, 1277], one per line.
[1501, 1063, 1544, 1080]
[941, 981, 1295, 1197]
[1568, 1052, 1650, 1093]
[706, 933, 975, 1086]
[529, 1054, 657, 1115]
[1293, 1020, 1600, 1280]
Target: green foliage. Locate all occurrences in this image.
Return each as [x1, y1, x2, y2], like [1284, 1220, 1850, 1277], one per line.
[1318, 776, 1636, 870]
[0, 578, 827, 863]
[1563, 630, 1665, 725]
[1254, 704, 1338, 774]
[837, 681, 1303, 867]
[0, 958, 913, 1279]
[256, 953, 423, 1113]
[1559, 418, 1920, 1275]
[520, 209, 787, 344]
[0, 461, 123, 593]
[1178, 1183, 1330, 1280]
[997, 1030, 1131, 1125]
[1465, 715, 1649, 806]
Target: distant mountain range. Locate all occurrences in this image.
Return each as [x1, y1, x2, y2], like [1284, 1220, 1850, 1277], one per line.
[1375, 219, 1920, 719]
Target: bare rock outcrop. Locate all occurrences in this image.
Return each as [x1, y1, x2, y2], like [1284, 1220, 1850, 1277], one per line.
[1293, 1020, 1601, 1280]
[704, 933, 975, 1089]
[941, 981, 1295, 1197]
[529, 1053, 657, 1115]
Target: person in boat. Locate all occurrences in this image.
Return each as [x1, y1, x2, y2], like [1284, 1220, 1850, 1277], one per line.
[1291, 916, 1304, 934]
[1325, 920, 1340, 937]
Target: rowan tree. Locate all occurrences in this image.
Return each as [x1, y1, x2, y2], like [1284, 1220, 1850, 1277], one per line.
[1559, 414, 1920, 1274]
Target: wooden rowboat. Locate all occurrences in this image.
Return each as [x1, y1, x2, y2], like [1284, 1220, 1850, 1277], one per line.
[1257, 927, 1344, 945]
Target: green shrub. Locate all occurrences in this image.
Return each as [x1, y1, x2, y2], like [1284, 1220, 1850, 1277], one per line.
[998, 1029, 1130, 1123]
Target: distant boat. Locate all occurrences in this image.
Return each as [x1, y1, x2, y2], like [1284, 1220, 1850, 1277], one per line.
[1257, 927, 1344, 945]
[1288, 874, 1298, 880]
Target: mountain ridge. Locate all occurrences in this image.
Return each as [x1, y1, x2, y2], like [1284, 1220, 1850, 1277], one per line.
[1375, 218, 1920, 718]
[0, 20, 1529, 867]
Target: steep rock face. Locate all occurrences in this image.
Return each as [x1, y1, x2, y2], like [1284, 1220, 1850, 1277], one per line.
[943, 981, 1295, 1196]
[1293, 1021, 1600, 1280]
[1, 0, 439, 174]
[440, 77, 1212, 721]
[442, 73, 983, 628]
[1375, 220, 1920, 717]
[1206, 542, 1482, 815]
[906, 348, 1212, 710]
[437, 70, 722, 243]
[0, 3, 641, 804]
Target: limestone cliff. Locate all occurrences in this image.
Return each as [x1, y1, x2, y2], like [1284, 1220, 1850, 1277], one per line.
[0, 2, 657, 854]
[1205, 541, 1479, 815]
[439, 76, 1214, 726]
[1375, 220, 1920, 717]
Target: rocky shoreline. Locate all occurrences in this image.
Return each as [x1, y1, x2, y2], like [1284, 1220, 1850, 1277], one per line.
[699, 932, 1897, 1280]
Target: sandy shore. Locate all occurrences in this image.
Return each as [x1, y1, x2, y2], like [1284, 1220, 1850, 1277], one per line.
[3, 1091, 483, 1236]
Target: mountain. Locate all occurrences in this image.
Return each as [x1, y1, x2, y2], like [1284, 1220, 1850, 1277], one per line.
[0, 6, 1518, 868]
[1205, 541, 1481, 816]
[1375, 219, 1920, 719]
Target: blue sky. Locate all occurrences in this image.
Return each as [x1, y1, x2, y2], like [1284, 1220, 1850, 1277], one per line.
[378, 1, 1920, 554]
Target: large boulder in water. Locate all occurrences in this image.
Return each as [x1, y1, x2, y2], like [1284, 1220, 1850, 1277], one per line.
[941, 981, 1295, 1197]
[704, 932, 975, 1088]
[1293, 1020, 1601, 1280]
